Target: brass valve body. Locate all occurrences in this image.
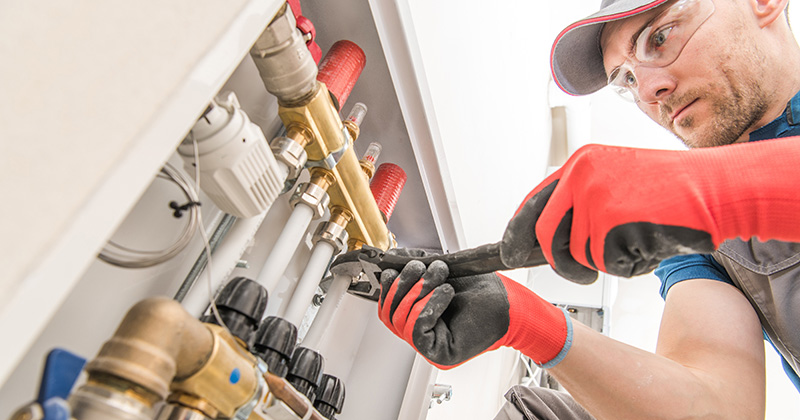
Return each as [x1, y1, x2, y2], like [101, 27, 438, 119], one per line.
[279, 84, 390, 250]
[169, 324, 259, 418]
[81, 298, 259, 419]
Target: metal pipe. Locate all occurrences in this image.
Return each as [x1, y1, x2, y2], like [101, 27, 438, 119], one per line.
[174, 214, 237, 302]
[181, 212, 268, 318]
[281, 240, 336, 325]
[301, 273, 351, 350]
[264, 373, 327, 420]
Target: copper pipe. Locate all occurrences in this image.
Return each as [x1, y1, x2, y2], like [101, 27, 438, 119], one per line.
[264, 372, 327, 420]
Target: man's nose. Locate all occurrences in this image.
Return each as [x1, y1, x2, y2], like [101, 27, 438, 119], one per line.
[635, 66, 675, 103]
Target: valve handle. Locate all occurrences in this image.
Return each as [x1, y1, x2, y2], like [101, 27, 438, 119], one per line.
[37, 348, 86, 404]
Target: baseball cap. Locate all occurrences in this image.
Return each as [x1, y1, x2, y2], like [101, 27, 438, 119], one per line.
[550, 0, 670, 96]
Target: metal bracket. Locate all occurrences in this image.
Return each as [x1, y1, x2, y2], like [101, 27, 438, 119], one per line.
[305, 127, 351, 170]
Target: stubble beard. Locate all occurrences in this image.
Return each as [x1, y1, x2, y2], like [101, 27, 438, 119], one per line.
[659, 69, 769, 149]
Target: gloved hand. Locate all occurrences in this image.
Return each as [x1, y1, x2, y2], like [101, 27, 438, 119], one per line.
[378, 249, 572, 369]
[500, 137, 800, 284]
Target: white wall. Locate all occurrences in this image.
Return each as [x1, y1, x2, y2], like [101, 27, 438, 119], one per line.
[404, 1, 554, 417]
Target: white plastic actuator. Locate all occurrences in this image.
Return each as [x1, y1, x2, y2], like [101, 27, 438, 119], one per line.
[178, 91, 285, 218]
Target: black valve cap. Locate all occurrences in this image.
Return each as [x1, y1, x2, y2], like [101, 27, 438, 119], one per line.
[287, 347, 325, 402]
[314, 374, 346, 419]
[252, 316, 298, 378]
[201, 277, 268, 345]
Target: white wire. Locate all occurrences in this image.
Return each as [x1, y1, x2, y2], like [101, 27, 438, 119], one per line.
[192, 137, 228, 331]
[98, 162, 199, 268]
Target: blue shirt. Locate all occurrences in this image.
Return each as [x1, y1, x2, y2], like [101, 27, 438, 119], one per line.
[655, 90, 800, 392]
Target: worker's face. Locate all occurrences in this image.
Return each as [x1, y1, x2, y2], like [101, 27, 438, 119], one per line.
[601, 0, 770, 148]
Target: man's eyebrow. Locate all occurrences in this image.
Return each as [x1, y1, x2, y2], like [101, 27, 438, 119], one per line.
[628, 13, 661, 57]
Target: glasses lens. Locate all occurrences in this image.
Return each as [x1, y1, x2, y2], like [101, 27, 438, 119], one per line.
[608, 65, 639, 102]
[634, 0, 715, 66]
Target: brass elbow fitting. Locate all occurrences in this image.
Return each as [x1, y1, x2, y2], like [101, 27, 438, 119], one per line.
[75, 298, 260, 419]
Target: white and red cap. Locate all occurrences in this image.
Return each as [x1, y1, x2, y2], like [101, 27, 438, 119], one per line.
[550, 0, 669, 96]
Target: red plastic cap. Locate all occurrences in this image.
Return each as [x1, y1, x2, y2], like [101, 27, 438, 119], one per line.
[370, 163, 407, 222]
[317, 40, 366, 110]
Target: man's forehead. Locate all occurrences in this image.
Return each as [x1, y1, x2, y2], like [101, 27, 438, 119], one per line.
[600, 3, 668, 58]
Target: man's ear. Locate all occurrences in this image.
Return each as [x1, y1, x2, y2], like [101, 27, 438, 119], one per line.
[750, 0, 789, 28]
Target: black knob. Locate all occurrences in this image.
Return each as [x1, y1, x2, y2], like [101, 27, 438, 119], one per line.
[201, 277, 268, 346]
[314, 374, 345, 419]
[287, 347, 324, 402]
[252, 316, 298, 377]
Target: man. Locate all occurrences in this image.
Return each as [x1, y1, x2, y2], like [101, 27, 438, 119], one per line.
[378, 0, 800, 418]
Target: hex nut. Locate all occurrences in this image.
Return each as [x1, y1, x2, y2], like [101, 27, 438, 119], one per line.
[290, 182, 330, 219]
[271, 137, 308, 180]
[312, 221, 348, 253]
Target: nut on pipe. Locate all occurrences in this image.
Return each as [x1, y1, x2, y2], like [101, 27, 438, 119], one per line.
[85, 298, 213, 400]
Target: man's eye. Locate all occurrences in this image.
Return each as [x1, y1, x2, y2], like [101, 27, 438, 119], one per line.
[623, 71, 636, 87]
[649, 26, 673, 48]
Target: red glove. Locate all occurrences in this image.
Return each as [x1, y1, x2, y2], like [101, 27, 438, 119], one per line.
[501, 137, 800, 283]
[378, 249, 572, 370]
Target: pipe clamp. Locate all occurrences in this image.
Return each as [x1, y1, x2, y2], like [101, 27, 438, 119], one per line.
[305, 128, 351, 170]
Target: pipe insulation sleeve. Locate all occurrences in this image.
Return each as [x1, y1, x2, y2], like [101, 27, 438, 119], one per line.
[281, 241, 336, 325]
[256, 203, 316, 292]
[316, 41, 366, 110]
[181, 212, 268, 318]
[369, 163, 407, 222]
[300, 273, 351, 350]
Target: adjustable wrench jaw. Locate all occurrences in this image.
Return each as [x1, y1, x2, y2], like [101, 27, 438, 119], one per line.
[329, 247, 384, 301]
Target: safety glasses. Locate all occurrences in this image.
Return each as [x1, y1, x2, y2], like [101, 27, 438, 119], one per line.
[607, 0, 716, 102]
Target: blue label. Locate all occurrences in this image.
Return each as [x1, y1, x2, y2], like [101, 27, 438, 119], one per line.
[229, 368, 241, 384]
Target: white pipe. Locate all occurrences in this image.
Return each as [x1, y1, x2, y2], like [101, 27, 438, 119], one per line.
[181, 211, 267, 318]
[301, 273, 351, 350]
[275, 161, 290, 185]
[280, 240, 336, 325]
[255, 203, 316, 292]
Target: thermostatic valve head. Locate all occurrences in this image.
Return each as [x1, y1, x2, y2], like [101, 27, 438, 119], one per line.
[270, 136, 308, 181]
[289, 182, 330, 219]
[312, 221, 349, 254]
[178, 91, 284, 219]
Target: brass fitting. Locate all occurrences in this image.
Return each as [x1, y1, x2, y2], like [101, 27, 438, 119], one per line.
[312, 206, 352, 253]
[278, 84, 391, 250]
[79, 298, 260, 419]
[359, 158, 375, 180]
[289, 168, 335, 219]
[169, 324, 259, 418]
[342, 119, 360, 143]
[85, 298, 213, 401]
